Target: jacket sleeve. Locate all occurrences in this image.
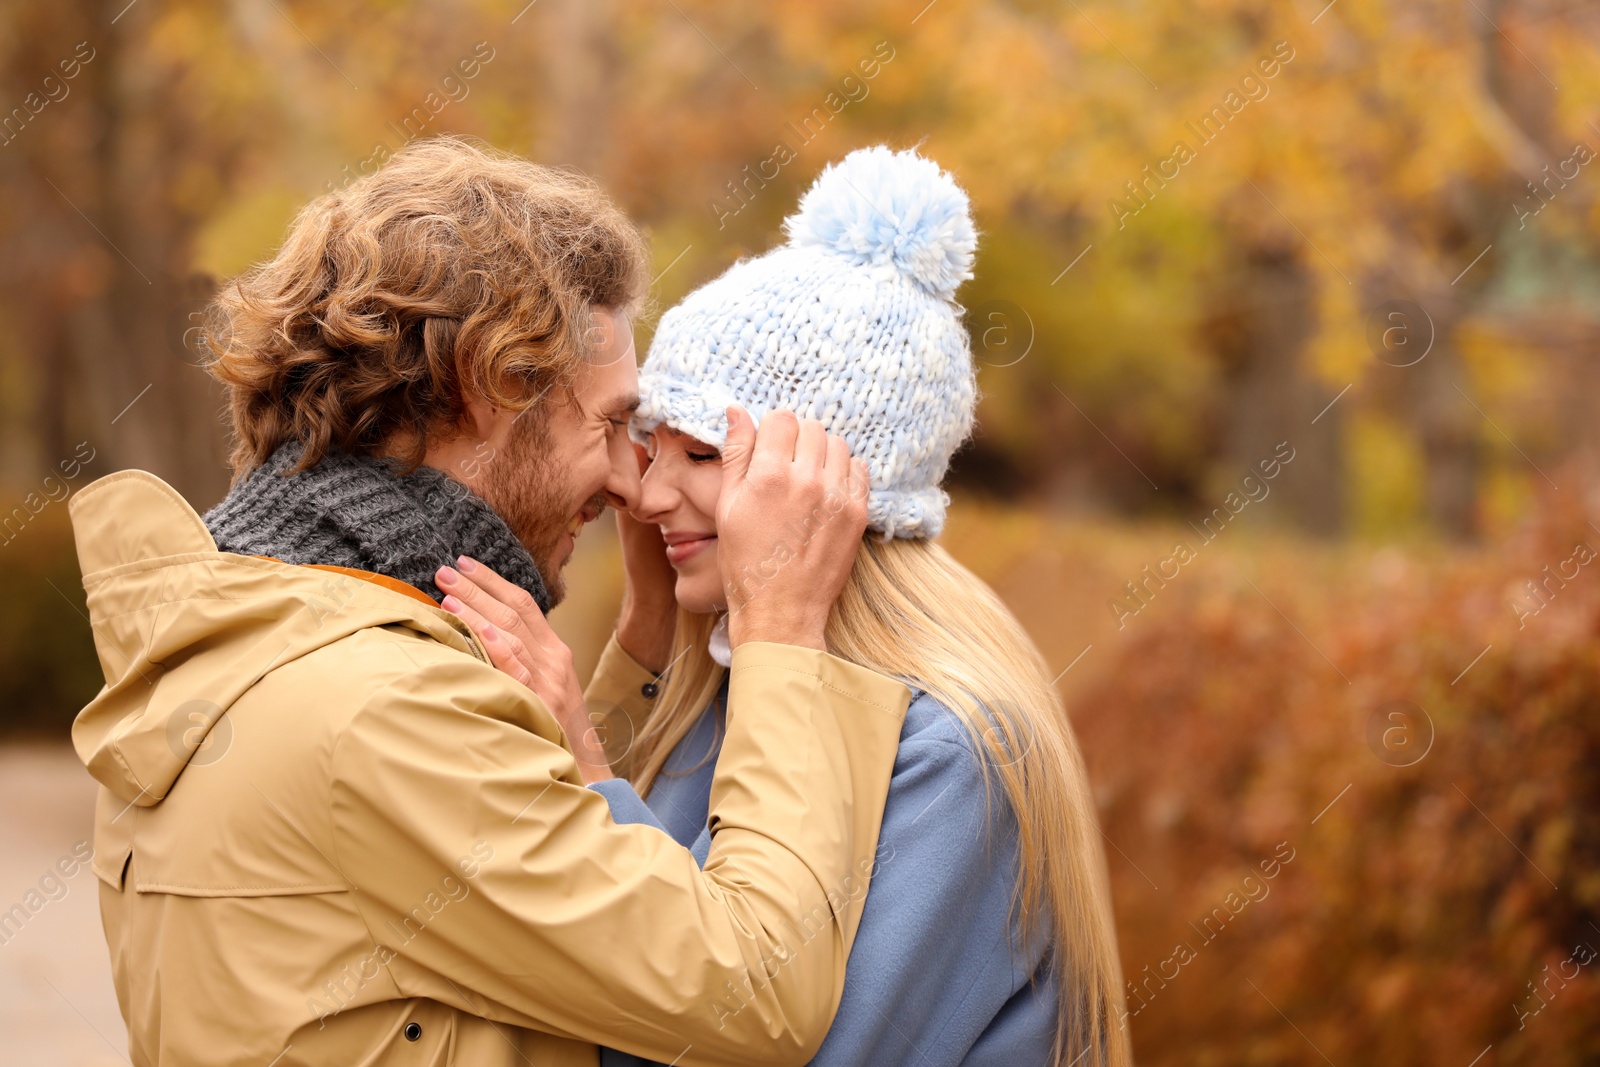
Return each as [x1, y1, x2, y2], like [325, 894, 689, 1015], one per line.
[583, 632, 711, 862]
[330, 639, 909, 1067]
[582, 632, 661, 776]
[587, 778, 669, 832]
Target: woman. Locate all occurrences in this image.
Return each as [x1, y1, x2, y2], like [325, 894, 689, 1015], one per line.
[457, 146, 1131, 1066]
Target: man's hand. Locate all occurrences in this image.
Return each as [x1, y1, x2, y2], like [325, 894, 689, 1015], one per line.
[436, 557, 613, 783]
[716, 406, 870, 652]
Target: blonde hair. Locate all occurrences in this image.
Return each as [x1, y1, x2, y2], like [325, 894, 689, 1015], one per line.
[204, 136, 651, 478]
[624, 537, 1132, 1067]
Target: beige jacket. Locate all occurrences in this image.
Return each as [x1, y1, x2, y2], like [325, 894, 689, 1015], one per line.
[69, 470, 910, 1067]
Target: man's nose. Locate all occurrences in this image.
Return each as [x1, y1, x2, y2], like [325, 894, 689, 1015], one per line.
[604, 438, 643, 512]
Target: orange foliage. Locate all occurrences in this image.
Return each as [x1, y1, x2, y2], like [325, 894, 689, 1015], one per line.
[1032, 482, 1600, 1064]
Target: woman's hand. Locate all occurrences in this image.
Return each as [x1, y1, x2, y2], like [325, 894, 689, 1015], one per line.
[615, 441, 677, 672]
[435, 556, 612, 783]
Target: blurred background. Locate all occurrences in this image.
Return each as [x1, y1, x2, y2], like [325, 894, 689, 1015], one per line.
[2, 0, 1599, 1062]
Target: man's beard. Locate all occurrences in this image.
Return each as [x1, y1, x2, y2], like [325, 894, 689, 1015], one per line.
[477, 413, 602, 608]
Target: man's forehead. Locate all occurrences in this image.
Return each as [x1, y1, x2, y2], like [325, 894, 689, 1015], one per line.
[587, 306, 635, 356]
[602, 390, 641, 414]
[571, 306, 639, 414]
[568, 371, 637, 413]
[573, 362, 639, 411]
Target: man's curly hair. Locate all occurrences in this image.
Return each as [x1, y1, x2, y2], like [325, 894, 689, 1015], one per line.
[204, 136, 651, 478]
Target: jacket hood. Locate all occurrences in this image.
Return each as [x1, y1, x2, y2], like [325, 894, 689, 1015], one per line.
[68, 469, 488, 809]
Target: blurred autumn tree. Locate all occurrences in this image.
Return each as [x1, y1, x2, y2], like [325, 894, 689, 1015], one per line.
[3, 0, 1596, 534]
[1064, 479, 1600, 1065]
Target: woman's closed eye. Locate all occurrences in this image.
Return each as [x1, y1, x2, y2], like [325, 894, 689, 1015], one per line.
[642, 427, 721, 465]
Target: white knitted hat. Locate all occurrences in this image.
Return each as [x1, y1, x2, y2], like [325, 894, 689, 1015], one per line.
[631, 145, 979, 539]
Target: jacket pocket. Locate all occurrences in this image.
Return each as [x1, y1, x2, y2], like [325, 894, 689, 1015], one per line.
[91, 786, 135, 890]
[122, 786, 349, 897]
[292, 998, 460, 1066]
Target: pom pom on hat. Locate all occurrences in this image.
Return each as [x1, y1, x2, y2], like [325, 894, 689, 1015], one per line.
[784, 145, 976, 300]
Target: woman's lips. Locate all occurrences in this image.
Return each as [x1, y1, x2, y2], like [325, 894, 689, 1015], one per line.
[664, 535, 716, 565]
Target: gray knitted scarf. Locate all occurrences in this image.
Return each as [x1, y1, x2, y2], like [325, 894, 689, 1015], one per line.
[203, 440, 551, 612]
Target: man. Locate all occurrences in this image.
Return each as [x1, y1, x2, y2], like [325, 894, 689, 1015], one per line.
[69, 137, 909, 1066]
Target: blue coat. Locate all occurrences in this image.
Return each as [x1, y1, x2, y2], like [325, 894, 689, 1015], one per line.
[591, 684, 1059, 1066]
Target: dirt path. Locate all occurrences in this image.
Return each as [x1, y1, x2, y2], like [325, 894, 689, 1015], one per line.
[0, 743, 125, 1065]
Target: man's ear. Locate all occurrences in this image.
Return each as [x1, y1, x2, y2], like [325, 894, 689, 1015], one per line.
[458, 391, 508, 446]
